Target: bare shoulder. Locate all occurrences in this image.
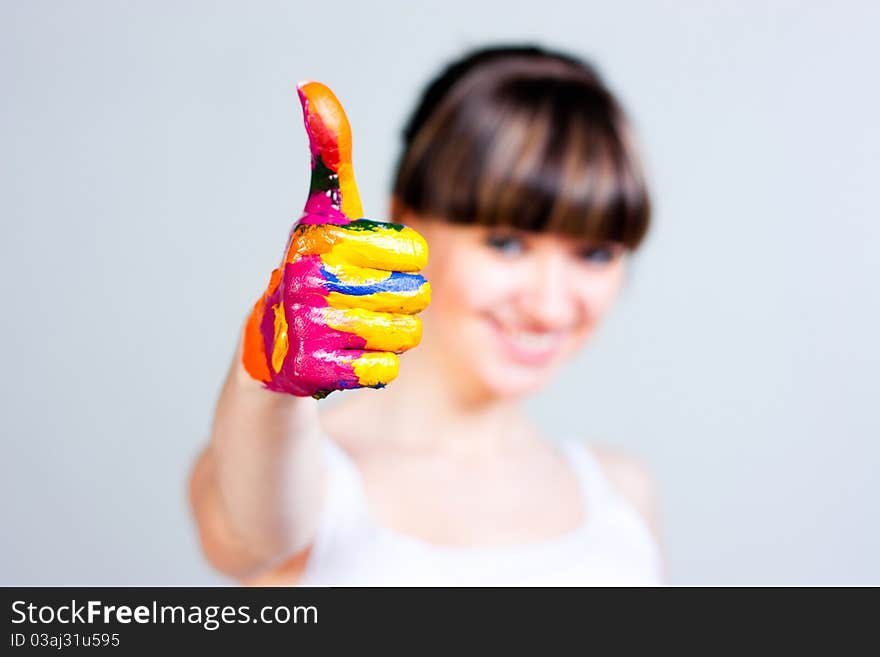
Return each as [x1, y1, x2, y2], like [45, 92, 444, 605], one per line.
[588, 442, 663, 542]
[589, 444, 657, 506]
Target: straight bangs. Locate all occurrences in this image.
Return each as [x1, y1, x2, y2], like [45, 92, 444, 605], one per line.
[394, 73, 651, 249]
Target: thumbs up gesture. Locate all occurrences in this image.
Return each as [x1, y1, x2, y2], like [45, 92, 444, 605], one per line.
[241, 81, 431, 398]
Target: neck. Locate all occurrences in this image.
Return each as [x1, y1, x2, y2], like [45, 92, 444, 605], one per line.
[341, 344, 537, 456]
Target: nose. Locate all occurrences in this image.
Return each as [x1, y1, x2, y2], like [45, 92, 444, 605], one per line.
[520, 250, 579, 330]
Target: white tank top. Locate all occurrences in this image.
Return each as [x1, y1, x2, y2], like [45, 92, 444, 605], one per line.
[297, 435, 664, 586]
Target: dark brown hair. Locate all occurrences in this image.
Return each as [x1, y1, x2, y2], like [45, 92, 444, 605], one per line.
[391, 45, 651, 249]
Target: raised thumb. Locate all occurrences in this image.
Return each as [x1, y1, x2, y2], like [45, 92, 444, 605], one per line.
[297, 80, 364, 221]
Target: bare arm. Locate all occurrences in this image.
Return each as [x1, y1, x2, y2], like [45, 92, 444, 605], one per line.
[188, 338, 325, 581]
[188, 81, 429, 582]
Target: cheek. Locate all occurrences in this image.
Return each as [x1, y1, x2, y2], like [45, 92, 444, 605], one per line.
[426, 252, 518, 317]
[570, 266, 625, 336]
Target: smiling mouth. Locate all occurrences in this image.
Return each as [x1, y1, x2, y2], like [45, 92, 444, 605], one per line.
[487, 317, 566, 366]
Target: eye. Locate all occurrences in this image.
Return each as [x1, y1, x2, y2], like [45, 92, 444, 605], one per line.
[485, 232, 525, 257]
[578, 243, 620, 265]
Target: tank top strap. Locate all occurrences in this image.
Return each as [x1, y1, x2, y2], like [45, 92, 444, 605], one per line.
[556, 436, 664, 575]
[555, 435, 612, 499]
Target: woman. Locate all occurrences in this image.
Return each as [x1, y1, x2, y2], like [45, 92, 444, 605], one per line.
[189, 44, 665, 585]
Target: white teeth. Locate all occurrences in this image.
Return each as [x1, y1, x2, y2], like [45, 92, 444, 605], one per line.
[506, 330, 557, 352]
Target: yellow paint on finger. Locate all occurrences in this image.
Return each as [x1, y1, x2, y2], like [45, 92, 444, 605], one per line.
[352, 351, 399, 386]
[271, 302, 289, 374]
[323, 307, 422, 352]
[324, 226, 428, 271]
[288, 223, 428, 272]
[337, 162, 363, 220]
[320, 260, 394, 286]
[326, 282, 431, 314]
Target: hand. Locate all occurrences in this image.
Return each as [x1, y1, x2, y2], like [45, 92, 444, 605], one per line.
[241, 81, 431, 398]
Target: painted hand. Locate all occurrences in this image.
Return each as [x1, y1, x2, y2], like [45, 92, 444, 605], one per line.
[241, 81, 430, 398]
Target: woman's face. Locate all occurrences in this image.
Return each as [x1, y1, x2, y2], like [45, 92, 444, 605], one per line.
[408, 214, 627, 400]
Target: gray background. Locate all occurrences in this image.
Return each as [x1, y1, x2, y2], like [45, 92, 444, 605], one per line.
[2, 0, 878, 585]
